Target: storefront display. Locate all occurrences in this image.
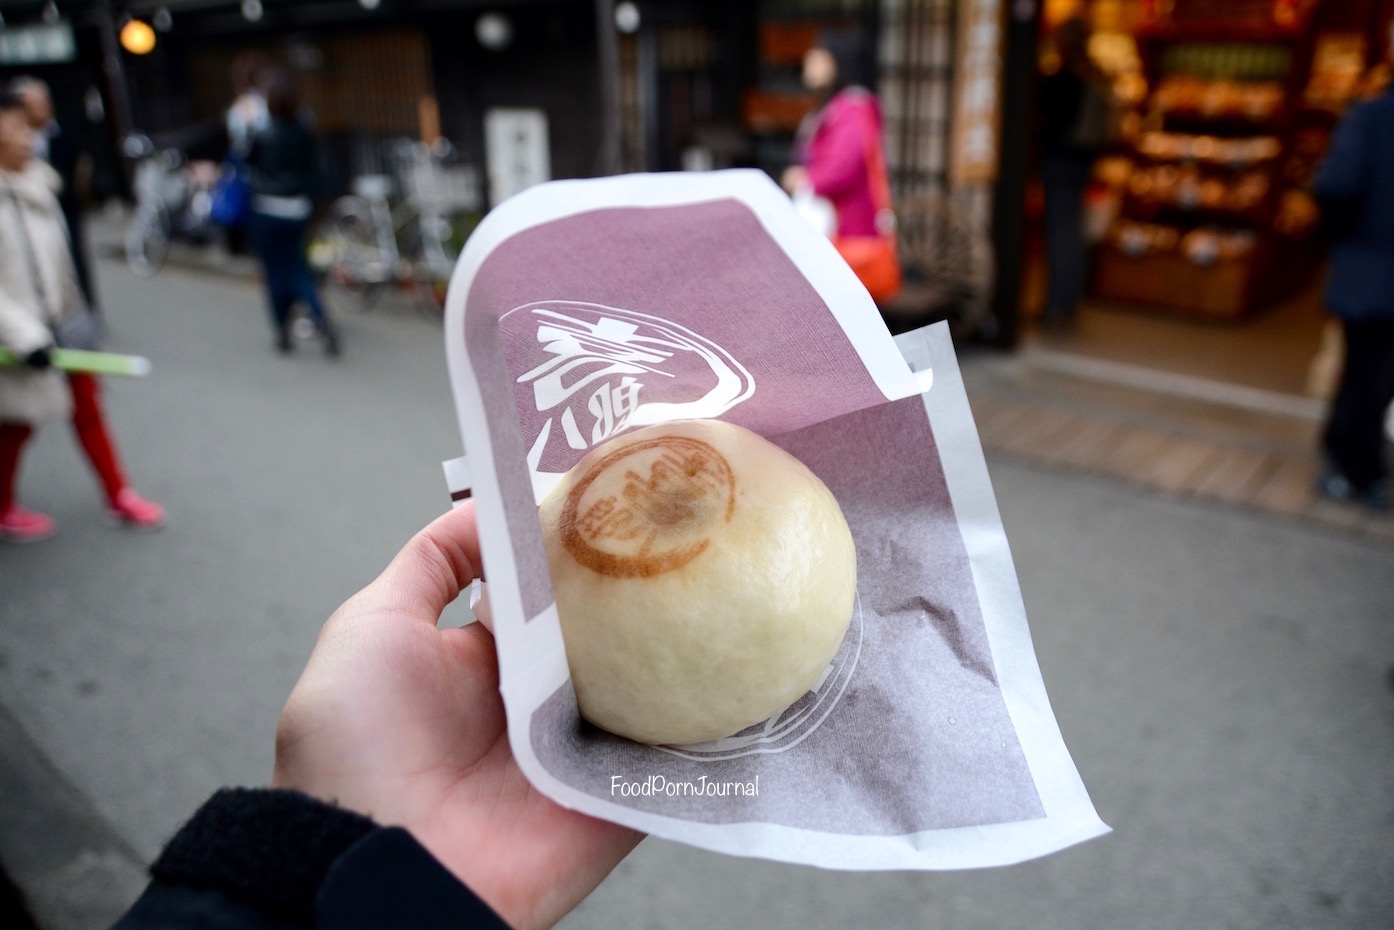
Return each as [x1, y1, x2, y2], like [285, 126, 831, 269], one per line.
[1091, 0, 1332, 319]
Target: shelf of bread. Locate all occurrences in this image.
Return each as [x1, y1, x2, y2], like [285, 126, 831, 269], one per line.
[1125, 169, 1271, 221]
[1151, 75, 1287, 122]
[1086, 0, 1336, 319]
[1133, 131, 1282, 165]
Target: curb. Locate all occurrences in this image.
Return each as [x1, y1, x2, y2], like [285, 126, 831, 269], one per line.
[0, 705, 147, 930]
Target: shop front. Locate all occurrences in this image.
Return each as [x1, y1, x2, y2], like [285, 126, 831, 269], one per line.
[21, 0, 1377, 390]
[1022, 0, 1394, 400]
[726, 0, 1030, 344]
[0, 1, 607, 204]
[102, 0, 602, 201]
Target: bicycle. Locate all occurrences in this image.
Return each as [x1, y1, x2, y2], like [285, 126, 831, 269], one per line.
[310, 139, 481, 315]
[123, 133, 223, 276]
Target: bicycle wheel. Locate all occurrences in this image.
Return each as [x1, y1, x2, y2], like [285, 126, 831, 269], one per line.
[125, 204, 169, 276]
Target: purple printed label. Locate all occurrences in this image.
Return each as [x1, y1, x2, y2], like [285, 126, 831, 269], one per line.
[466, 199, 891, 489]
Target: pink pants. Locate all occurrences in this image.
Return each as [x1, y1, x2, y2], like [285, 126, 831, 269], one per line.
[0, 373, 127, 510]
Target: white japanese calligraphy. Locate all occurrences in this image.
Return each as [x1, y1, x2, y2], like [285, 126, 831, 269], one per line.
[508, 301, 755, 499]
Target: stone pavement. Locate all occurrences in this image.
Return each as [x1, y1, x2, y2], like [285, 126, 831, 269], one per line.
[1, 235, 1391, 929]
[963, 347, 1394, 545]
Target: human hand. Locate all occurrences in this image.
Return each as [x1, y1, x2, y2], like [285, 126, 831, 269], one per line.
[272, 502, 642, 929]
[782, 164, 809, 194]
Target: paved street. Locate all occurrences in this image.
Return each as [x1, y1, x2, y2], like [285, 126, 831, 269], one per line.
[2, 247, 1392, 929]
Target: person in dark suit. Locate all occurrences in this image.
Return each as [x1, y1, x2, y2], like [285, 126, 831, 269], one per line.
[1312, 26, 1394, 511]
[1038, 17, 1112, 325]
[9, 77, 96, 311]
[244, 70, 339, 355]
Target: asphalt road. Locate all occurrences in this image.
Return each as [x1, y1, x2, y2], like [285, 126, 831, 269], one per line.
[1, 251, 1391, 929]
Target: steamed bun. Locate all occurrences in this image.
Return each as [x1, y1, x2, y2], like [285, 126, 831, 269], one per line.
[539, 419, 856, 745]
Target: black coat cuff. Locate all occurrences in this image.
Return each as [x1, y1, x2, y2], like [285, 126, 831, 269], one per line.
[318, 826, 511, 929]
[149, 788, 375, 922]
[119, 788, 513, 929]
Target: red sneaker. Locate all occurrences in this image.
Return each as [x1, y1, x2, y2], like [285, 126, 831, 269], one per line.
[0, 504, 57, 543]
[107, 489, 166, 530]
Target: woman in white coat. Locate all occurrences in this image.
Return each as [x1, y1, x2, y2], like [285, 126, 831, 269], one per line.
[0, 91, 163, 541]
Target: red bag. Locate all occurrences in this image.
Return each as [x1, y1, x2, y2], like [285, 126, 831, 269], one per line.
[835, 102, 902, 304]
[834, 235, 901, 303]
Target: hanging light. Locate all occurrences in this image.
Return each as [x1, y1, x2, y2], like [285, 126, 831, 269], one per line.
[475, 12, 513, 51]
[358, 0, 383, 10]
[153, 7, 173, 32]
[119, 18, 157, 55]
[615, 2, 640, 34]
[241, 0, 264, 23]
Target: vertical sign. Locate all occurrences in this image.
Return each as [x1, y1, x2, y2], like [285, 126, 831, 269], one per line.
[950, 0, 1005, 186]
[485, 108, 552, 207]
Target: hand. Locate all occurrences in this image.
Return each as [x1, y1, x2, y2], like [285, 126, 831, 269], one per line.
[272, 502, 642, 930]
[24, 346, 52, 369]
[782, 164, 809, 194]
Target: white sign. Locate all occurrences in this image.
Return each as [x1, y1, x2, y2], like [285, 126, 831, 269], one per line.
[485, 108, 551, 207]
[0, 22, 76, 65]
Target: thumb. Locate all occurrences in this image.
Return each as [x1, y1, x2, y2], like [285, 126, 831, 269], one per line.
[354, 503, 483, 627]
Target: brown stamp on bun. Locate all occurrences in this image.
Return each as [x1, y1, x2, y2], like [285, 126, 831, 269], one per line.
[559, 436, 735, 579]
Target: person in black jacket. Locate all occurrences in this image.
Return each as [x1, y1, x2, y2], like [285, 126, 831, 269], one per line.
[111, 500, 643, 928]
[1311, 27, 1394, 512]
[1038, 17, 1110, 325]
[245, 71, 338, 356]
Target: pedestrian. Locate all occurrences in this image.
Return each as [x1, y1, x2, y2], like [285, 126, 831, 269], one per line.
[1311, 22, 1394, 511]
[782, 29, 901, 304]
[244, 70, 338, 356]
[217, 54, 268, 256]
[0, 92, 164, 542]
[225, 53, 269, 161]
[1039, 16, 1114, 325]
[8, 76, 97, 310]
[109, 502, 642, 928]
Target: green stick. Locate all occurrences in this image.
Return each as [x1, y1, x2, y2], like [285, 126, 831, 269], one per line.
[0, 347, 152, 377]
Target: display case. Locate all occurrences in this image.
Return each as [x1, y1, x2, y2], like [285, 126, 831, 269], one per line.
[1091, 0, 1330, 319]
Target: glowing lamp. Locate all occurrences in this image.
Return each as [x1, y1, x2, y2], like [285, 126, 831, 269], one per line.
[120, 19, 157, 55]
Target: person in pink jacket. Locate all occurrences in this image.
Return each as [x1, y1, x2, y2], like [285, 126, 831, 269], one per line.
[783, 30, 900, 302]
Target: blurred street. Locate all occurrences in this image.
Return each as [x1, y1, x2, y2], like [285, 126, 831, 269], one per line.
[2, 241, 1392, 930]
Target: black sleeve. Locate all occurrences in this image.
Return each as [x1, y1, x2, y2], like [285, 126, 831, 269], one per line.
[109, 789, 511, 930]
[1040, 72, 1083, 153]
